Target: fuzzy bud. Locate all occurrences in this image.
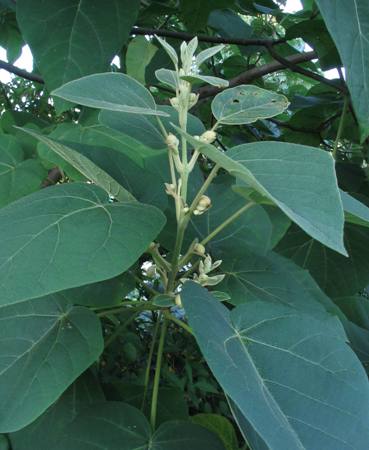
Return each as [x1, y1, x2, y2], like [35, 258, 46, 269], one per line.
[165, 133, 179, 151]
[146, 265, 157, 278]
[194, 195, 211, 215]
[175, 294, 183, 307]
[165, 183, 176, 196]
[193, 243, 206, 256]
[189, 92, 199, 108]
[169, 97, 179, 109]
[200, 130, 217, 144]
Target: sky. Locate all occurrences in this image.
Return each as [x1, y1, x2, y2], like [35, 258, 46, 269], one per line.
[0, 0, 340, 84]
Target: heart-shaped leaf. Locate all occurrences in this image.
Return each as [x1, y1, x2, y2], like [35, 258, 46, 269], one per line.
[17, 0, 140, 113]
[0, 295, 103, 432]
[0, 182, 165, 306]
[182, 282, 369, 450]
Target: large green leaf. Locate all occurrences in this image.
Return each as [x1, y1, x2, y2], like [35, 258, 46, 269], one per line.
[211, 85, 289, 125]
[277, 224, 369, 298]
[182, 282, 369, 450]
[37, 122, 158, 168]
[0, 295, 103, 432]
[10, 371, 105, 450]
[55, 402, 225, 449]
[18, 127, 135, 202]
[0, 183, 165, 306]
[16, 0, 140, 112]
[0, 134, 46, 207]
[316, 0, 369, 139]
[219, 250, 335, 313]
[52, 73, 168, 116]
[175, 130, 346, 255]
[126, 35, 158, 84]
[99, 105, 205, 149]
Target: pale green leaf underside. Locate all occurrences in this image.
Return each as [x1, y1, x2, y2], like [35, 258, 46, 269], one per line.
[181, 74, 229, 88]
[0, 295, 103, 432]
[174, 128, 346, 255]
[52, 73, 169, 116]
[0, 183, 165, 306]
[182, 282, 369, 450]
[18, 127, 135, 202]
[56, 402, 226, 449]
[211, 85, 289, 124]
[156, 68, 178, 90]
[341, 190, 369, 228]
[16, 0, 140, 112]
[316, 0, 369, 140]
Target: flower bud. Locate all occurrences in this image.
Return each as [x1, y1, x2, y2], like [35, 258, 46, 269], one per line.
[165, 133, 179, 151]
[169, 97, 179, 109]
[194, 195, 211, 215]
[200, 130, 217, 144]
[193, 243, 206, 256]
[189, 92, 199, 108]
[146, 265, 157, 278]
[175, 294, 183, 307]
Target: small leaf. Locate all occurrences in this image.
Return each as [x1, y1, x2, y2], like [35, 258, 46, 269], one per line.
[155, 35, 178, 67]
[52, 73, 169, 116]
[181, 74, 229, 87]
[211, 85, 289, 124]
[0, 183, 165, 306]
[195, 44, 225, 67]
[153, 294, 176, 307]
[17, 127, 135, 202]
[191, 414, 238, 450]
[0, 295, 103, 432]
[156, 68, 179, 90]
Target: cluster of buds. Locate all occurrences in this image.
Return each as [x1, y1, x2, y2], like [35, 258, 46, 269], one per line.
[194, 195, 211, 215]
[199, 130, 217, 145]
[165, 133, 179, 152]
[193, 255, 225, 287]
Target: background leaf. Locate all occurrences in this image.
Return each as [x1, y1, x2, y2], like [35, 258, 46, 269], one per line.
[0, 295, 103, 432]
[16, 0, 140, 112]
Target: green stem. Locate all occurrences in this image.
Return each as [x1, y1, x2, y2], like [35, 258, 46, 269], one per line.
[187, 164, 220, 217]
[167, 219, 187, 291]
[104, 311, 141, 349]
[97, 302, 157, 317]
[142, 316, 161, 411]
[333, 96, 349, 160]
[165, 312, 193, 335]
[201, 202, 255, 246]
[150, 318, 168, 429]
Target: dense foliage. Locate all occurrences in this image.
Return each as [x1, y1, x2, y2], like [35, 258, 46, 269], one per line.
[1, 1, 369, 449]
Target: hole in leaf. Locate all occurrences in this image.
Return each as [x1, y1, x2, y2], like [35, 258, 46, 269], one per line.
[233, 99, 240, 103]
